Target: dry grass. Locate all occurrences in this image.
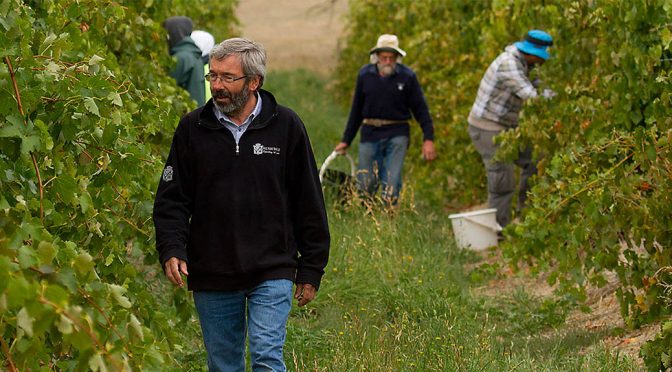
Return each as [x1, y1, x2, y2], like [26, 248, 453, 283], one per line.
[236, 0, 348, 75]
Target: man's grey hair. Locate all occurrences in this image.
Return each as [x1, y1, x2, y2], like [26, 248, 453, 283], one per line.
[210, 38, 266, 88]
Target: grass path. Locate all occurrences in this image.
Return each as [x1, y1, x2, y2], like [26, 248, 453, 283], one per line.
[261, 71, 639, 371]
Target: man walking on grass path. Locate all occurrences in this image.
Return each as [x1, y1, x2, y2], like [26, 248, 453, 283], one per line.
[334, 34, 436, 206]
[468, 29, 555, 228]
[153, 37, 330, 371]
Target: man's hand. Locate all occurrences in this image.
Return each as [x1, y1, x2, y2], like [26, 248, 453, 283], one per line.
[294, 283, 317, 307]
[164, 257, 189, 287]
[422, 140, 436, 161]
[334, 142, 349, 155]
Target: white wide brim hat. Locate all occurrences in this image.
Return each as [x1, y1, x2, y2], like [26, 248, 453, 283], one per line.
[369, 34, 406, 57]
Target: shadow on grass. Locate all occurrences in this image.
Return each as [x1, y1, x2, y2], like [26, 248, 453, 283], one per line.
[507, 327, 613, 361]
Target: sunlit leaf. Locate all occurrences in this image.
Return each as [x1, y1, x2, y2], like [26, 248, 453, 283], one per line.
[84, 97, 100, 117]
[110, 284, 132, 308]
[17, 307, 34, 337]
[73, 251, 94, 275]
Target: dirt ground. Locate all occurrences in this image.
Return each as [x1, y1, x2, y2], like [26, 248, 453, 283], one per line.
[472, 249, 661, 368]
[236, 0, 349, 75]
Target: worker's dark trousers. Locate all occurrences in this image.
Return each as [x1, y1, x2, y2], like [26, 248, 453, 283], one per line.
[468, 124, 537, 227]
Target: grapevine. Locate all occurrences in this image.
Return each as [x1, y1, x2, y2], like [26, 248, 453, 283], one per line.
[0, 0, 236, 369]
[335, 0, 672, 367]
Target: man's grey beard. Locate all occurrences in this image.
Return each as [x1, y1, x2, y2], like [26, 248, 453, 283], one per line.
[213, 84, 251, 116]
[377, 63, 395, 77]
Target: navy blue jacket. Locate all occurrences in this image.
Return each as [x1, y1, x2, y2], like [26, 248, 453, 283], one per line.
[342, 63, 434, 145]
[153, 90, 330, 291]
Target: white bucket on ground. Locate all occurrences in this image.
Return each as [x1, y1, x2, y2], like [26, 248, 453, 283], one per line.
[448, 208, 502, 250]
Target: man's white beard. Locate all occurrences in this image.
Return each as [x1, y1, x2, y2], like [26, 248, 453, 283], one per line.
[378, 63, 395, 77]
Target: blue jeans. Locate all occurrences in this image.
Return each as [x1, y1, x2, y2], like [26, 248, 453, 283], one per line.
[193, 279, 294, 372]
[357, 136, 409, 203]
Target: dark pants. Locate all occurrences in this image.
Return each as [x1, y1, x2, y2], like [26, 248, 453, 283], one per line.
[468, 124, 537, 227]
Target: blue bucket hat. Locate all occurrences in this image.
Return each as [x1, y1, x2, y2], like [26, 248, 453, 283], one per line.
[514, 30, 553, 60]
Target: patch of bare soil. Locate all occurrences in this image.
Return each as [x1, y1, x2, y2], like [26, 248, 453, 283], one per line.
[236, 0, 348, 75]
[471, 249, 660, 367]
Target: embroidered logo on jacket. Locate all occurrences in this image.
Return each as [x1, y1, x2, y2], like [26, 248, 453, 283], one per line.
[253, 143, 281, 155]
[162, 166, 174, 182]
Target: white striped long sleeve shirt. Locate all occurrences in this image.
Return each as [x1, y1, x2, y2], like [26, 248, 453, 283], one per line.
[469, 45, 538, 130]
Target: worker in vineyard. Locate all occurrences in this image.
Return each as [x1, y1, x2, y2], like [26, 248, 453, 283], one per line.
[153, 38, 330, 371]
[334, 34, 436, 206]
[468, 29, 555, 229]
[163, 16, 206, 106]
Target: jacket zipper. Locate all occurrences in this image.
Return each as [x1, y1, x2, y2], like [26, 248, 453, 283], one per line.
[198, 112, 278, 157]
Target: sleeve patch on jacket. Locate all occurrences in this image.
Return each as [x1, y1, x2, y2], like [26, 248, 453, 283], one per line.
[162, 166, 174, 182]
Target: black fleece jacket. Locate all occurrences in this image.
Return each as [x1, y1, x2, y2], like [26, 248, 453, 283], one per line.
[153, 90, 330, 291]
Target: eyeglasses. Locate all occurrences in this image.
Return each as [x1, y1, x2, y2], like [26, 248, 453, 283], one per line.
[204, 73, 248, 83]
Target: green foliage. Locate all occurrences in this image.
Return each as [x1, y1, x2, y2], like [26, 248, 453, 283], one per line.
[335, 0, 672, 362]
[641, 319, 672, 371]
[272, 68, 636, 371]
[0, 0, 236, 369]
[641, 268, 672, 371]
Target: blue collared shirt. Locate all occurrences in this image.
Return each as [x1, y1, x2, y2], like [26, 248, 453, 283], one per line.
[213, 92, 262, 144]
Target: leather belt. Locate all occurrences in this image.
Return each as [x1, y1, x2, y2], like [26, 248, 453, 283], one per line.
[362, 118, 408, 127]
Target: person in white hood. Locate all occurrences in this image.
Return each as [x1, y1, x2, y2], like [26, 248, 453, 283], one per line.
[191, 30, 216, 102]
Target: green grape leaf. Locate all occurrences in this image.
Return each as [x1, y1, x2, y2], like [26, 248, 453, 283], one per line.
[6, 276, 30, 308]
[88, 54, 105, 65]
[662, 28, 672, 50]
[66, 329, 92, 351]
[20, 134, 40, 155]
[128, 314, 144, 341]
[646, 145, 657, 160]
[0, 256, 11, 293]
[104, 253, 114, 266]
[37, 241, 57, 264]
[73, 251, 94, 275]
[53, 174, 78, 205]
[101, 122, 117, 146]
[79, 192, 93, 214]
[33, 119, 54, 151]
[57, 314, 74, 335]
[17, 245, 37, 269]
[44, 284, 69, 306]
[84, 97, 100, 117]
[54, 271, 77, 292]
[110, 284, 132, 308]
[0, 195, 9, 210]
[17, 307, 34, 337]
[88, 353, 107, 372]
[108, 92, 123, 107]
